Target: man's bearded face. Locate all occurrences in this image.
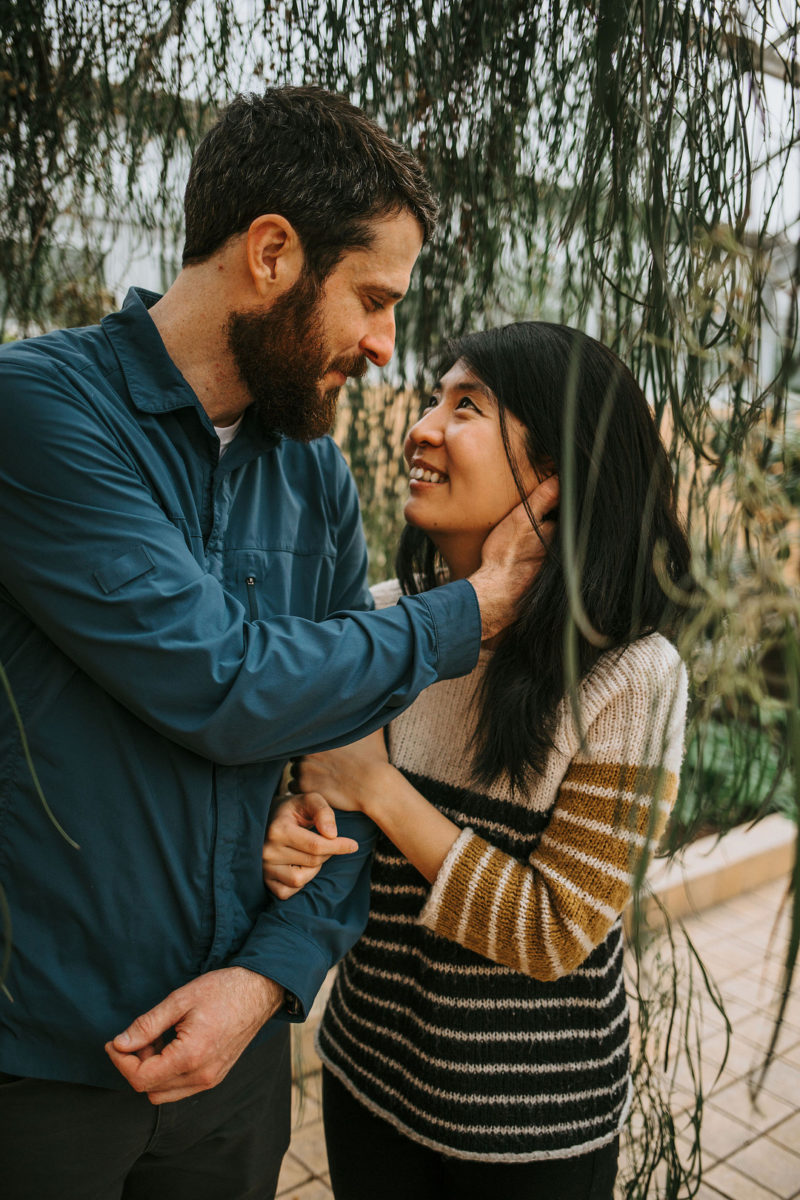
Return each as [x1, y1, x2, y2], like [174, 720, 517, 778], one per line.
[225, 271, 367, 442]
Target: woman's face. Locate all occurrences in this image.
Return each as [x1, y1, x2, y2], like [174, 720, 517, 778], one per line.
[403, 358, 539, 577]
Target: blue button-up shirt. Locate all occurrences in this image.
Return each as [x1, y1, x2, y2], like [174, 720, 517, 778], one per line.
[0, 288, 480, 1087]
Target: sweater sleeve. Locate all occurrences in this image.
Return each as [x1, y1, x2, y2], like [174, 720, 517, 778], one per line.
[418, 641, 688, 980]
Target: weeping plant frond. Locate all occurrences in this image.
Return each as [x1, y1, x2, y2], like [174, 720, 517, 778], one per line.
[1, 2, 798, 1192]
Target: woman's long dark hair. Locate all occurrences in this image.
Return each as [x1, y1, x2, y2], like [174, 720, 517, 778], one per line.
[396, 322, 692, 791]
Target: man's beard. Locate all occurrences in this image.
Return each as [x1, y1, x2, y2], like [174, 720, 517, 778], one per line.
[225, 272, 367, 442]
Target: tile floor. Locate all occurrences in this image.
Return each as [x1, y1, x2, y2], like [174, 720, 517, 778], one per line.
[277, 875, 800, 1199]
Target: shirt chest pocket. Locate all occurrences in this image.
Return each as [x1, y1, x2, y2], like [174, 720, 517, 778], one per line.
[226, 549, 336, 623]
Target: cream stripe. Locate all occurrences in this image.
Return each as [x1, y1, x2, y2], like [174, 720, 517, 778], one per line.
[336, 964, 630, 1043]
[563, 913, 596, 954]
[327, 981, 629, 1074]
[539, 834, 636, 884]
[324, 1003, 625, 1105]
[560, 781, 672, 814]
[371, 882, 428, 896]
[347, 952, 627, 1012]
[442, 811, 537, 843]
[358, 921, 623, 979]
[369, 912, 419, 925]
[515, 870, 536, 975]
[320, 1015, 626, 1136]
[554, 808, 649, 847]
[535, 859, 619, 920]
[319, 1057, 630, 1164]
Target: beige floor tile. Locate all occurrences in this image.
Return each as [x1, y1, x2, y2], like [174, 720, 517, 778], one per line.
[744, 960, 796, 995]
[719, 972, 780, 1013]
[735, 1011, 800, 1054]
[708, 1077, 796, 1133]
[300, 1069, 323, 1103]
[770, 1112, 800, 1154]
[725, 1137, 800, 1198]
[699, 1028, 765, 1081]
[288, 1119, 329, 1174]
[277, 1152, 314, 1194]
[692, 938, 769, 980]
[679, 1105, 756, 1163]
[291, 1092, 322, 1129]
[704, 1158, 786, 1200]
[278, 1181, 333, 1200]
[699, 898, 778, 936]
[755, 1058, 800, 1106]
[700, 996, 759, 1036]
[669, 1048, 737, 1097]
[778, 994, 800, 1030]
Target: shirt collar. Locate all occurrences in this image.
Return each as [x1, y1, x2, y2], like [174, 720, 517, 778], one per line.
[101, 287, 202, 416]
[101, 287, 279, 453]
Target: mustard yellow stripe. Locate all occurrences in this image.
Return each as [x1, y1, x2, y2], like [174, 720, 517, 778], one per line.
[433, 835, 487, 942]
[562, 761, 678, 804]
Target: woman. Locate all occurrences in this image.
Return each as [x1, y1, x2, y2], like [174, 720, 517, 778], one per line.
[263, 321, 691, 1200]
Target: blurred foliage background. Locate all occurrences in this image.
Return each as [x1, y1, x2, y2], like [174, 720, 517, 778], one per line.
[1, 2, 799, 1193]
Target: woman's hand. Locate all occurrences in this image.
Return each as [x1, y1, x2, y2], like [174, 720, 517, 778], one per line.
[291, 729, 391, 816]
[263, 792, 358, 899]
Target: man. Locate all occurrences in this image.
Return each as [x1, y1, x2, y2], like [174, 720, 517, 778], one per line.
[0, 87, 556, 1197]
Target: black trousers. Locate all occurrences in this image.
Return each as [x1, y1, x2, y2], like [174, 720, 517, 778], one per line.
[0, 1026, 291, 1200]
[322, 1067, 619, 1200]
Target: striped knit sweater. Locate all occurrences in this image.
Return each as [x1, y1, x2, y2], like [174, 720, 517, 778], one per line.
[317, 580, 688, 1162]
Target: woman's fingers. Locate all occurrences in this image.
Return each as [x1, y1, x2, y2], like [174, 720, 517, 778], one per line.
[303, 790, 340, 839]
[263, 861, 322, 897]
[262, 834, 357, 870]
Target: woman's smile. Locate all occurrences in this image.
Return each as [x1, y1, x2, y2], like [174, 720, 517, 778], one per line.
[408, 460, 449, 484]
[402, 358, 537, 576]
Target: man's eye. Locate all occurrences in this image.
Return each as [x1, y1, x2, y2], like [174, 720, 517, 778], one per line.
[365, 296, 384, 312]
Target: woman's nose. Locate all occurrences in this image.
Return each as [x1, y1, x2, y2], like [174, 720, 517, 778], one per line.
[407, 409, 445, 447]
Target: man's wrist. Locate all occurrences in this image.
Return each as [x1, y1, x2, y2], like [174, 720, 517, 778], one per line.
[229, 966, 285, 1023]
[468, 566, 520, 640]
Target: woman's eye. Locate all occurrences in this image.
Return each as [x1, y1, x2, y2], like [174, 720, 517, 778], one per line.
[456, 395, 479, 411]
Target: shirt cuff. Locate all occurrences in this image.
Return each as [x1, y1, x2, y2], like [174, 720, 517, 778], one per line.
[401, 579, 481, 681]
[228, 925, 330, 1022]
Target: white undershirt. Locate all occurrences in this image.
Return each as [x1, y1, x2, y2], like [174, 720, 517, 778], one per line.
[214, 415, 244, 457]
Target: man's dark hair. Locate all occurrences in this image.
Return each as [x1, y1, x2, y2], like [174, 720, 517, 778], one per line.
[182, 86, 437, 279]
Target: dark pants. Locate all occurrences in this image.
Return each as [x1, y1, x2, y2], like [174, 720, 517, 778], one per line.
[322, 1067, 618, 1200]
[0, 1027, 291, 1200]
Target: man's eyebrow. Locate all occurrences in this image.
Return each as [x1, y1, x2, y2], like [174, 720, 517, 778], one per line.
[366, 285, 406, 302]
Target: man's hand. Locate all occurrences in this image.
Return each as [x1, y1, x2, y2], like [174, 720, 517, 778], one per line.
[469, 474, 559, 640]
[263, 792, 358, 899]
[105, 966, 284, 1104]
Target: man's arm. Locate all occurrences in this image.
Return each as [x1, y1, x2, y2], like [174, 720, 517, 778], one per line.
[0, 360, 481, 764]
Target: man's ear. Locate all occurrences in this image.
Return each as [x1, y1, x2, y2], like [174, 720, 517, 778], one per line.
[245, 215, 305, 297]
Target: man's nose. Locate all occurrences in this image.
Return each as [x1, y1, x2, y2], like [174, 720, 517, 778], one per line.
[360, 312, 396, 368]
